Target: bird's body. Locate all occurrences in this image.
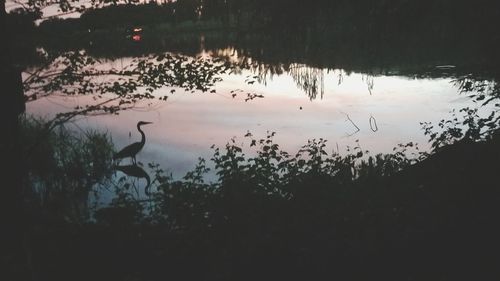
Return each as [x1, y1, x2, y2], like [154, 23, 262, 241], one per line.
[114, 164, 151, 194]
[113, 142, 143, 162]
[113, 121, 152, 164]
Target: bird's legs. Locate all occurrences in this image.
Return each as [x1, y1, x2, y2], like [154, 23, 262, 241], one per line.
[132, 156, 137, 165]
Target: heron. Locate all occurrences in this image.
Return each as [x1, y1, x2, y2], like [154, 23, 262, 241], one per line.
[114, 164, 152, 195]
[113, 121, 153, 164]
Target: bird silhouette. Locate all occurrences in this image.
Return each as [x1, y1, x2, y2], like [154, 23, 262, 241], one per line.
[114, 164, 152, 195]
[113, 121, 153, 164]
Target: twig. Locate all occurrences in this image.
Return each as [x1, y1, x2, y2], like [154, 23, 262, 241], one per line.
[340, 111, 360, 137]
[369, 115, 378, 132]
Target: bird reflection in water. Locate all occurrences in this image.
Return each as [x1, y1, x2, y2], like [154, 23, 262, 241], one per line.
[114, 164, 152, 195]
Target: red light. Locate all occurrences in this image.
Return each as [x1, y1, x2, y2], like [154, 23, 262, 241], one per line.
[132, 35, 141, 42]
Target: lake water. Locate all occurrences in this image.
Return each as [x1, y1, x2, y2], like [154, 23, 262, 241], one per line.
[26, 46, 477, 180]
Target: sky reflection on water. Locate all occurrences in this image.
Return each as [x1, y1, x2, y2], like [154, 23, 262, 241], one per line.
[27, 65, 472, 179]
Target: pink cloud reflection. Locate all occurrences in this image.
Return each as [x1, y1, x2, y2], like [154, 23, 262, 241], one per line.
[26, 69, 470, 178]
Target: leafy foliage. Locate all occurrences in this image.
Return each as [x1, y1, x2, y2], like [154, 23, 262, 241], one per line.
[23, 50, 231, 129]
[21, 116, 115, 223]
[92, 131, 424, 230]
[422, 76, 500, 150]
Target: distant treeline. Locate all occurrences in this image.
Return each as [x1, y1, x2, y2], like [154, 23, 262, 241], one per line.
[34, 0, 500, 66]
[38, 0, 500, 36]
[7, 0, 498, 70]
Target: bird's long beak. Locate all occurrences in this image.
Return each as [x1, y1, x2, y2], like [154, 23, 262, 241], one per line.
[144, 122, 153, 125]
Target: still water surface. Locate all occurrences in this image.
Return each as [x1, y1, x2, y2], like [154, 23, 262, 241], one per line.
[26, 50, 474, 179]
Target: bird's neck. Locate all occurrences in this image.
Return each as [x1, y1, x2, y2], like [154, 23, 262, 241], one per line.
[137, 125, 146, 145]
